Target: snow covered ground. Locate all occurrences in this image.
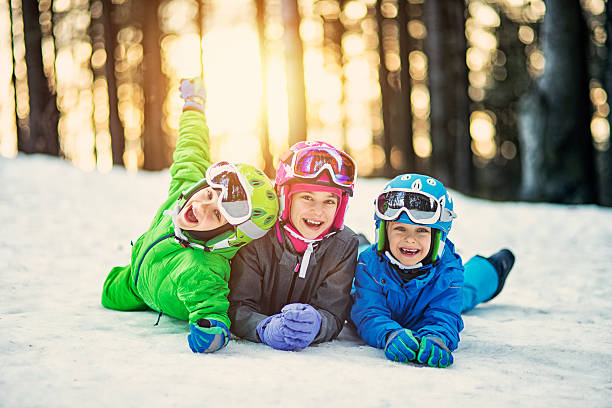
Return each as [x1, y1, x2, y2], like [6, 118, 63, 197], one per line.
[1, 154, 611, 408]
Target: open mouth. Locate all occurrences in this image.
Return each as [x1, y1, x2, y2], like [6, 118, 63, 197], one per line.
[399, 247, 420, 256]
[184, 205, 198, 224]
[303, 218, 324, 229]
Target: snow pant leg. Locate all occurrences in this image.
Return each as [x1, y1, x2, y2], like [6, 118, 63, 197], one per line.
[101, 264, 149, 311]
[461, 256, 498, 313]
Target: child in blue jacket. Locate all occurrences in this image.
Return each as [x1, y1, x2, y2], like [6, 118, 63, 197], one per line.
[350, 174, 514, 368]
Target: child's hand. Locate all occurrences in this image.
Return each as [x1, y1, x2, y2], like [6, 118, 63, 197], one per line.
[280, 303, 322, 349]
[187, 319, 230, 353]
[384, 329, 420, 363]
[415, 336, 453, 368]
[180, 78, 206, 112]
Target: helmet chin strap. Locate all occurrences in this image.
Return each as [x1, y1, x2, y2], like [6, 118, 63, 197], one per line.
[163, 204, 218, 250]
[384, 251, 426, 270]
[164, 204, 194, 246]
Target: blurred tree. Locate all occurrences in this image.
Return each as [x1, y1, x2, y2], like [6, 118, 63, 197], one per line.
[375, 0, 397, 177]
[19, 0, 59, 156]
[518, 0, 595, 203]
[255, 0, 274, 178]
[101, 0, 125, 166]
[423, 0, 471, 192]
[471, 9, 532, 200]
[140, 0, 170, 170]
[375, 0, 417, 177]
[601, 3, 612, 206]
[320, 0, 345, 146]
[396, 0, 415, 175]
[282, 0, 307, 146]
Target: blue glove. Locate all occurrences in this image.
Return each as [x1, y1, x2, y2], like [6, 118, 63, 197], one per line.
[256, 314, 294, 351]
[415, 336, 453, 367]
[187, 319, 229, 353]
[179, 78, 206, 112]
[280, 303, 322, 349]
[384, 329, 420, 363]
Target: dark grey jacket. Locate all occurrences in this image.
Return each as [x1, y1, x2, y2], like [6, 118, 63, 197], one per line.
[228, 225, 359, 344]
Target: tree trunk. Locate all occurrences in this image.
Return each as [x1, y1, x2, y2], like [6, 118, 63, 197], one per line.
[397, 0, 414, 174]
[141, 0, 169, 170]
[518, 0, 595, 203]
[423, 0, 471, 191]
[282, 0, 307, 146]
[20, 0, 59, 155]
[255, 0, 274, 178]
[376, 1, 395, 177]
[102, 0, 125, 166]
[598, 4, 612, 206]
[8, 0, 24, 148]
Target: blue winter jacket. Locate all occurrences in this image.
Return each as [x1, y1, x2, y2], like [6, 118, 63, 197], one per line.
[350, 240, 464, 351]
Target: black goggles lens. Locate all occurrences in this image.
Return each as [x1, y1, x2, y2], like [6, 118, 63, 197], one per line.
[377, 191, 439, 219]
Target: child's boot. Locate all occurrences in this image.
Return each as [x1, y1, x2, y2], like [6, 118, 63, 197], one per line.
[485, 249, 515, 302]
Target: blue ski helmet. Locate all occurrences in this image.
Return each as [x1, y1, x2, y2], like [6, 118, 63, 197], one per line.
[374, 174, 456, 262]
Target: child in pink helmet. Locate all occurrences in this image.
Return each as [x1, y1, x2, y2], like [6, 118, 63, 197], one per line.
[228, 141, 360, 351]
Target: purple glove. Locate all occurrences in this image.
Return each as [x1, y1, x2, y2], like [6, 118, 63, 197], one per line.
[256, 314, 294, 351]
[179, 78, 206, 112]
[280, 303, 322, 349]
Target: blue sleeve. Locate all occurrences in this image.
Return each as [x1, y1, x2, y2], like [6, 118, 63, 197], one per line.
[415, 250, 464, 351]
[350, 253, 402, 349]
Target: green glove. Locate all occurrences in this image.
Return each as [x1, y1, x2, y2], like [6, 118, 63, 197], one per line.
[384, 329, 420, 363]
[416, 336, 453, 368]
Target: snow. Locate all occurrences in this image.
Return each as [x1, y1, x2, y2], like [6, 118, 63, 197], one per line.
[1, 154, 611, 408]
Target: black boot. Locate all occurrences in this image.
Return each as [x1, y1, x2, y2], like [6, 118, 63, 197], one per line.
[485, 248, 515, 302]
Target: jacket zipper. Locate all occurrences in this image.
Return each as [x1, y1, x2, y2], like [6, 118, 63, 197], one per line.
[134, 233, 175, 287]
[285, 262, 300, 304]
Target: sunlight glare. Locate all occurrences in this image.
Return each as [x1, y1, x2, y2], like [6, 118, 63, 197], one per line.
[469, 2, 500, 28]
[591, 117, 610, 144]
[344, 1, 367, 20]
[162, 33, 202, 78]
[203, 24, 262, 164]
[411, 84, 430, 117]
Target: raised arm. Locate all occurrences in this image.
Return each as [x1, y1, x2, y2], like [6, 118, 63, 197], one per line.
[168, 78, 211, 197]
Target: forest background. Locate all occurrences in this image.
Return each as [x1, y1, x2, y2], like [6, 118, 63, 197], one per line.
[1, 0, 610, 205]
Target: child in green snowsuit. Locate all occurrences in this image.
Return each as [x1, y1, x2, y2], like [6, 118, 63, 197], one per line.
[101, 78, 279, 353]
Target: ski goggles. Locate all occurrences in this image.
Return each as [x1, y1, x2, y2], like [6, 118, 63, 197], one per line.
[375, 189, 456, 225]
[205, 161, 251, 225]
[287, 146, 357, 188]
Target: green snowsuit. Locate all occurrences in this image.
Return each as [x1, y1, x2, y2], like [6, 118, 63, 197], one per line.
[101, 110, 238, 328]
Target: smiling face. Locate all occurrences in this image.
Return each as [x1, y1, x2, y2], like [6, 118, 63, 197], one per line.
[289, 191, 339, 239]
[386, 221, 432, 266]
[176, 186, 229, 231]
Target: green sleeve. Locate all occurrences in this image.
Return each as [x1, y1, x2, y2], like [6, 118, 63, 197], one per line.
[175, 262, 231, 328]
[168, 110, 211, 197]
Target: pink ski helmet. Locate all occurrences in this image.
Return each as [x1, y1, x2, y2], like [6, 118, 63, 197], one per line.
[275, 141, 357, 230]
